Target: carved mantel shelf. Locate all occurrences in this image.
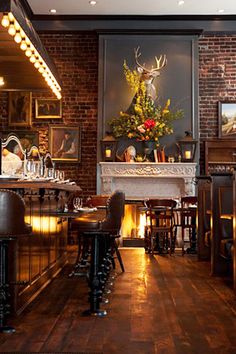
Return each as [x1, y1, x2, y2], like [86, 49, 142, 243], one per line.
[97, 162, 197, 199]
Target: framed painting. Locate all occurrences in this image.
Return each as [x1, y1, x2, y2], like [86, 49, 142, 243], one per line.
[49, 125, 81, 162]
[218, 101, 236, 138]
[8, 91, 32, 127]
[0, 130, 39, 152]
[35, 98, 62, 118]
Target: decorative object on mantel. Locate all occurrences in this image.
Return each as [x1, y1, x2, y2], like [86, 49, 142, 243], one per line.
[124, 145, 136, 162]
[177, 131, 197, 162]
[109, 47, 183, 155]
[101, 132, 117, 162]
[98, 162, 196, 198]
[153, 146, 166, 162]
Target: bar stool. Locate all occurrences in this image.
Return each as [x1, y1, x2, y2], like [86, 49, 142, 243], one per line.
[180, 196, 197, 255]
[0, 189, 32, 333]
[71, 190, 125, 316]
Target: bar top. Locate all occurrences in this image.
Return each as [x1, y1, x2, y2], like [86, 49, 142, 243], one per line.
[0, 179, 82, 192]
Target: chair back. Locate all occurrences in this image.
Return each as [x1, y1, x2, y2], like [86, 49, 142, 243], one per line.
[101, 190, 125, 233]
[0, 189, 29, 236]
[145, 199, 177, 228]
[86, 195, 110, 208]
[181, 196, 197, 227]
[146, 199, 177, 209]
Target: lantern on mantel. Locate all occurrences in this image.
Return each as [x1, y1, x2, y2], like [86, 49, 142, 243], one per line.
[177, 131, 197, 162]
[101, 133, 117, 162]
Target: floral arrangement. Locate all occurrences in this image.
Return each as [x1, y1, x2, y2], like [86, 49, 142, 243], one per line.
[109, 61, 183, 143]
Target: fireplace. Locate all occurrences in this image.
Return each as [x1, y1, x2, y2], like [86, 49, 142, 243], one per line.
[98, 162, 196, 198]
[97, 162, 197, 240]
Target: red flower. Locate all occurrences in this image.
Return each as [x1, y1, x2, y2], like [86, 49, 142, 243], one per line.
[144, 119, 156, 129]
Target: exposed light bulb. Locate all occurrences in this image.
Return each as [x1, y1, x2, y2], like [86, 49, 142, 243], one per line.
[50, 9, 57, 14]
[1, 15, 10, 28]
[8, 13, 14, 22]
[89, 0, 97, 5]
[8, 24, 16, 36]
[14, 31, 22, 43]
[38, 66, 45, 73]
[30, 54, 36, 63]
[218, 9, 225, 13]
[20, 40, 27, 51]
[14, 20, 20, 31]
[25, 47, 32, 57]
[34, 61, 40, 69]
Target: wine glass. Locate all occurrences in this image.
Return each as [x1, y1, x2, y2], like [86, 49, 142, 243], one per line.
[73, 197, 82, 211]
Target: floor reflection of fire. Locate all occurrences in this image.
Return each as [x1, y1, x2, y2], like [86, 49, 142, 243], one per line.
[121, 204, 146, 239]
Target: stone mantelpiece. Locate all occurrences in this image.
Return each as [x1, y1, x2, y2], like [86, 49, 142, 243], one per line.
[97, 162, 197, 199]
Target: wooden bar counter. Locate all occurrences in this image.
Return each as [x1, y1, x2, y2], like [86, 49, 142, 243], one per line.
[0, 179, 81, 315]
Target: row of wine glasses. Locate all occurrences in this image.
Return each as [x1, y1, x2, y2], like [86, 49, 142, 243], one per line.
[73, 197, 83, 210]
[25, 160, 65, 180]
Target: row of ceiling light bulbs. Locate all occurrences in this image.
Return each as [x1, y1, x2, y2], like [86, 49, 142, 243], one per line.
[1, 12, 62, 99]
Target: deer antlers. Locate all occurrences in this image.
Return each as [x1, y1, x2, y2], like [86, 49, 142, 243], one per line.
[134, 46, 167, 74]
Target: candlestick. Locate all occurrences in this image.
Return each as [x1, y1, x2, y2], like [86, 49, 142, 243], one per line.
[105, 149, 112, 158]
[184, 150, 191, 159]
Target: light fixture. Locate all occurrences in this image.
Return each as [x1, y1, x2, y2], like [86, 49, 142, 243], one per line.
[20, 40, 27, 51]
[89, 0, 97, 6]
[177, 131, 197, 162]
[1, 14, 9, 28]
[29, 53, 37, 63]
[8, 23, 16, 36]
[14, 31, 22, 43]
[218, 9, 225, 13]
[0, 12, 62, 99]
[101, 133, 117, 162]
[178, 0, 185, 5]
[0, 77, 5, 86]
[50, 9, 57, 14]
[25, 46, 32, 57]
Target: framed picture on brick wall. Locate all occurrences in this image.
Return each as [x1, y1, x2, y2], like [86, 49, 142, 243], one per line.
[219, 101, 236, 138]
[35, 98, 62, 119]
[8, 91, 32, 127]
[49, 125, 81, 162]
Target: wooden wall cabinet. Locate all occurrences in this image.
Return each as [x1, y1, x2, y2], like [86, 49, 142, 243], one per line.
[204, 139, 236, 174]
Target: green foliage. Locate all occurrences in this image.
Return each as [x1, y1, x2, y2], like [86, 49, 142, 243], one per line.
[109, 61, 183, 143]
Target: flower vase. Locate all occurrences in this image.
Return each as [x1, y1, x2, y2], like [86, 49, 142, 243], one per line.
[143, 141, 156, 161]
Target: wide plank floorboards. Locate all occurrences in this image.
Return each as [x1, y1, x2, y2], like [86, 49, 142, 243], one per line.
[0, 248, 236, 354]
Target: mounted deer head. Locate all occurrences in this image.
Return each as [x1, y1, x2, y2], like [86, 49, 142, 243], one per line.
[134, 46, 167, 100]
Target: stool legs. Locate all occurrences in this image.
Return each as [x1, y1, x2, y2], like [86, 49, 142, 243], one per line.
[83, 233, 107, 317]
[0, 239, 15, 333]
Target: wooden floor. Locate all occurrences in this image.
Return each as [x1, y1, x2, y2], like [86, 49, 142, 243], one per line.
[1, 248, 236, 354]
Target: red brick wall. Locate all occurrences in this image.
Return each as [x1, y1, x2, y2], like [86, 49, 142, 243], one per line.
[199, 34, 236, 172]
[0, 32, 98, 197]
[1, 33, 236, 188]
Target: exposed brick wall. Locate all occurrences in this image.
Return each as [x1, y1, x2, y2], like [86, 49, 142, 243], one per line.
[1, 32, 236, 188]
[0, 33, 98, 196]
[199, 34, 236, 172]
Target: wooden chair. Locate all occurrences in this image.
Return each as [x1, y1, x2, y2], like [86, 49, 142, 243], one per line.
[180, 196, 197, 255]
[145, 199, 177, 255]
[85, 195, 110, 209]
